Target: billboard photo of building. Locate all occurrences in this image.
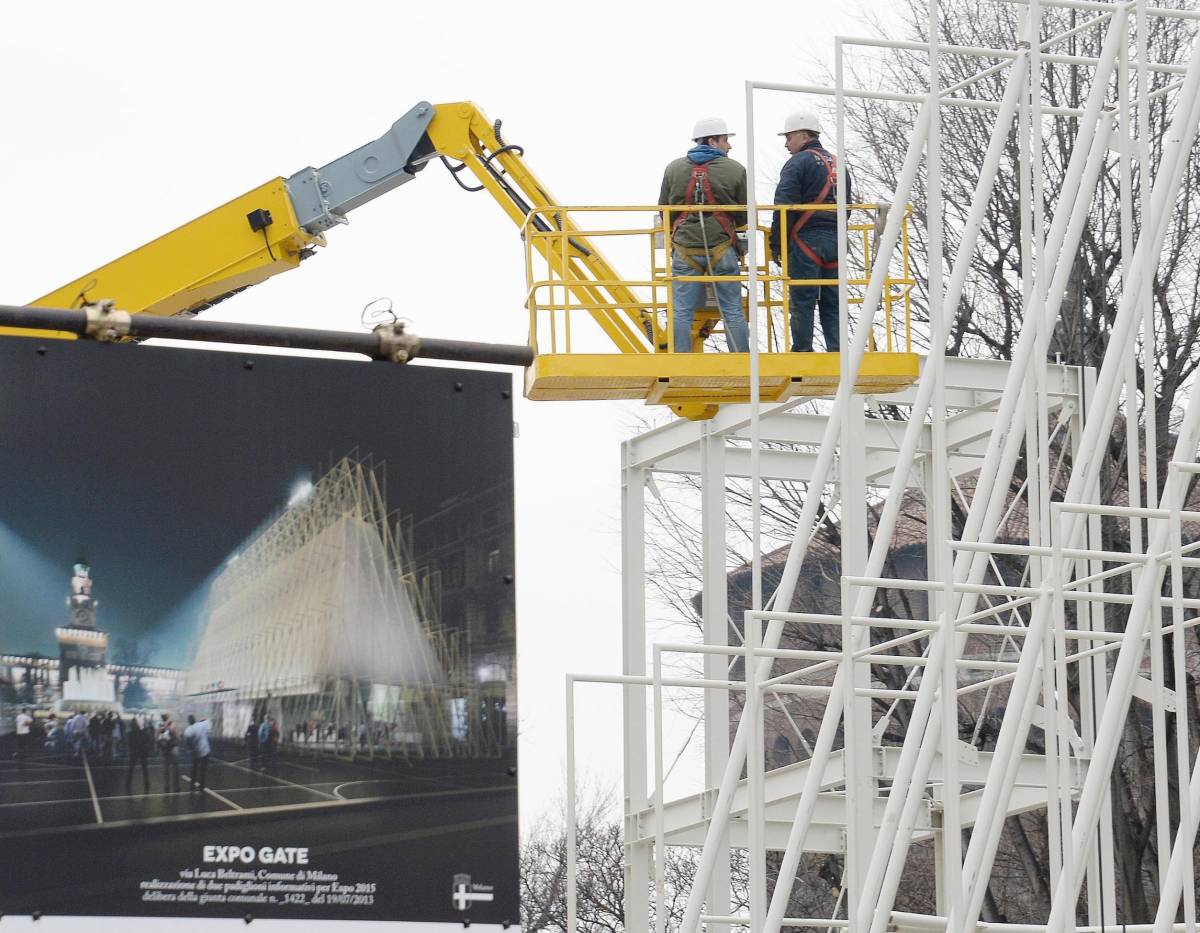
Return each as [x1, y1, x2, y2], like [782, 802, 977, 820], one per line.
[0, 338, 518, 928]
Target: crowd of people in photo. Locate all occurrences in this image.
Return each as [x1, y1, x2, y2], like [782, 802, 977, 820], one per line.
[243, 717, 394, 761]
[10, 705, 213, 795]
[280, 717, 414, 753]
[13, 704, 486, 778]
[243, 714, 280, 771]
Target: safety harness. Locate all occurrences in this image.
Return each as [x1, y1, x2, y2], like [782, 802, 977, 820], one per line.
[671, 161, 739, 272]
[789, 149, 839, 271]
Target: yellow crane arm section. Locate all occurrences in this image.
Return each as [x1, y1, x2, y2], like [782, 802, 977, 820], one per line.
[20, 180, 322, 339]
[424, 104, 653, 355]
[13, 101, 656, 353]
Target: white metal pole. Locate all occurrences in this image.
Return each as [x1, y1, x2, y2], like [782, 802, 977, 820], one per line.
[1117, 5, 1173, 900]
[745, 73, 763, 623]
[652, 646, 666, 933]
[884, 14, 1137, 918]
[747, 613, 766, 931]
[770, 56, 1029, 933]
[566, 677, 578, 933]
[701, 423, 733, 932]
[1086, 418, 1200, 932]
[1137, 0, 1160, 543]
[1152, 750, 1200, 933]
[1079, 366, 1118, 927]
[834, 36, 875, 933]
[854, 51, 1028, 923]
[743, 72, 766, 929]
[760, 108, 938, 930]
[869, 381, 1036, 933]
[1043, 77, 1200, 931]
[1166, 465, 1196, 933]
[680, 95, 934, 933]
[840, 573, 866, 933]
[1028, 0, 1069, 912]
[956, 108, 1119, 932]
[1134, 0, 1175, 909]
[926, 0, 964, 923]
[621, 453, 651, 933]
[882, 75, 1121, 926]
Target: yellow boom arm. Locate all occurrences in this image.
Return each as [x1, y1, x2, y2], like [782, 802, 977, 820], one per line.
[15, 101, 657, 353]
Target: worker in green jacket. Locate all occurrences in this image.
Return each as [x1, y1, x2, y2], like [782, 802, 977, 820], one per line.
[658, 117, 750, 353]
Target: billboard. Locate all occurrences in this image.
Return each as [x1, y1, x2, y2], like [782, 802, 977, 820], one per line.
[0, 337, 518, 928]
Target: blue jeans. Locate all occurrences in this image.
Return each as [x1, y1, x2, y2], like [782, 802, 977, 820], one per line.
[787, 226, 840, 352]
[671, 246, 749, 352]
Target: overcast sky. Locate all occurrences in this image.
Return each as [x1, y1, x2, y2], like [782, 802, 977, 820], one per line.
[0, 0, 888, 883]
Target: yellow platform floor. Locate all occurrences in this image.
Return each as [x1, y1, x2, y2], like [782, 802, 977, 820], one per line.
[526, 352, 921, 414]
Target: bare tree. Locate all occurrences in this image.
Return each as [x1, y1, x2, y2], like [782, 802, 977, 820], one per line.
[521, 791, 625, 933]
[520, 785, 754, 932]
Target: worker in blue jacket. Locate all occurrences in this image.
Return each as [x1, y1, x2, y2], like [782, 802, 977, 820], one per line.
[768, 111, 852, 353]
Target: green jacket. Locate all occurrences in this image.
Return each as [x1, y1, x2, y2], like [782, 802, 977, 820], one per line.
[658, 155, 748, 250]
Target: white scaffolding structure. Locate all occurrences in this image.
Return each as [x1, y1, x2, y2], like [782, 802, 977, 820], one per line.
[185, 456, 476, 759]
[573, 2, 1200, 931]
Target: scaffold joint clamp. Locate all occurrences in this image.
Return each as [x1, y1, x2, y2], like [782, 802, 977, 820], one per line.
[375, 322, 421, 364]
[83, 300, 132, 342]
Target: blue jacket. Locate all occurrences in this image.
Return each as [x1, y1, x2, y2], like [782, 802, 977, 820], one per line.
[769, 140, 851, 254]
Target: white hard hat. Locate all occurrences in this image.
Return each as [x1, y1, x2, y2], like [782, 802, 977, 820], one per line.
[691, 116, 735, 141]
[780, 110, 822, 135]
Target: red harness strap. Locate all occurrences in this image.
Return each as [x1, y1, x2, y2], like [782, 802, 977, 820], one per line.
[670, 161, 739, 245]
[789, 149, 839, 271]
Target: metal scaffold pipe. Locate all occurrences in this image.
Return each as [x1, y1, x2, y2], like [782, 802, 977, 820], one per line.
[0, 304, 535, 368]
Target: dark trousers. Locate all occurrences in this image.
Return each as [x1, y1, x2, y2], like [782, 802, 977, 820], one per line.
[126, 751, 150, 788]
[163, 750, 181, 792]
[16, 733, 29, 759]
[191, 753, 209, 792]
[787, 227, 841, 352]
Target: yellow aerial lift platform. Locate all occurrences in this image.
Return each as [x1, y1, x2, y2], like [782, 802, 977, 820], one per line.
[10, 101, 918, 420]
